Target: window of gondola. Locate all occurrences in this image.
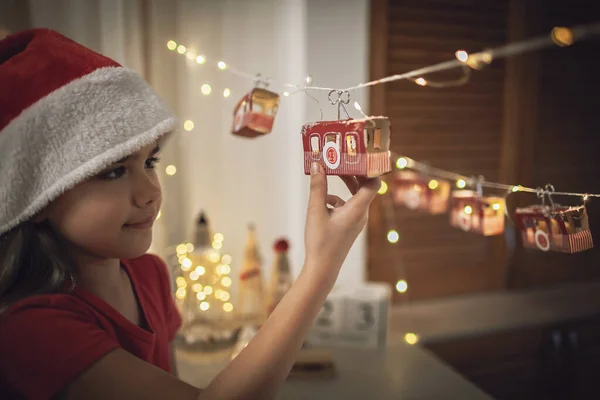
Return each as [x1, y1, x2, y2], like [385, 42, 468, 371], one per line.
[373, 128, 381, 150]
[310, 134, 320, 158]
[346, 133, 358, 156]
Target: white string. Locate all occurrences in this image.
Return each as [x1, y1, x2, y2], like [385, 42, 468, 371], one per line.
[392, 153, 600, 199]
[168, 21, 600, 97]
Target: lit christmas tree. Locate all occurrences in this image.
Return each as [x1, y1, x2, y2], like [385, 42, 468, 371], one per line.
[266, 238, 294, 315]
[173, 212, 236, 348]
[236, 223, 266, 323]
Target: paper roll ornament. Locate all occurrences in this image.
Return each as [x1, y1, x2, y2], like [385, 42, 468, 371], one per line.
[301, 117, 392, 177]
[231, 88, 280, 138]
[449, 190, 505, 236]
[393, 170, 451, 214]
[266, 238, 294, 315]
[514, 204, 593, 253]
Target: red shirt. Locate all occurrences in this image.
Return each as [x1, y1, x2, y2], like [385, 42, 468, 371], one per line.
[0, 254, 182, 400]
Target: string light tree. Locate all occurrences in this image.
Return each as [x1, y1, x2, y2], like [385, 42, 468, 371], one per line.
[172, 211, 237, 350]
[236, 223, 267, 325]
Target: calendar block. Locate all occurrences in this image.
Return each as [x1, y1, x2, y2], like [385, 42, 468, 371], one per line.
[307, 282, 391, 348]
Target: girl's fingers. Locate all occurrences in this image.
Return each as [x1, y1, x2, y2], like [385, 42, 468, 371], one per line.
[327, 194, 346, 208]
[339, 176, 359, 195]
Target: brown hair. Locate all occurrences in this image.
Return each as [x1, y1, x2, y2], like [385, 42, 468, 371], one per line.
[0, 221, 75, 312]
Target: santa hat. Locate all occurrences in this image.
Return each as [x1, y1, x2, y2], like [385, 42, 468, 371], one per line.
[0, 28, 177, 235]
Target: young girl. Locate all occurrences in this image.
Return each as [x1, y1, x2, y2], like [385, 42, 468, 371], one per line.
[0, 28, 380, 399]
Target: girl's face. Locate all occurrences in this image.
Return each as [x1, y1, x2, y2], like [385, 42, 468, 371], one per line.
[40, 142, 163, 260]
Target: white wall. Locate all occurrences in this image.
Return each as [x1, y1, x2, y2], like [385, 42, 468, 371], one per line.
[10, 0, 371, 291]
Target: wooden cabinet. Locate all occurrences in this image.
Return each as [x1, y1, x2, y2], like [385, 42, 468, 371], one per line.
[424, 315, 600, 399]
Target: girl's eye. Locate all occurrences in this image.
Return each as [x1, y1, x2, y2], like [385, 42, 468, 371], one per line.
[145, 156, 161, 169]
[99, 166, 126, 180]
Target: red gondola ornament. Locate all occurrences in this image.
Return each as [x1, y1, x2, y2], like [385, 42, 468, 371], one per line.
[393, 170, 451, 214]
[231, 76, 280, 138]
[301, 90, 392, 177]
[514, 185, 593, 253]
[449, 178, 505, 236]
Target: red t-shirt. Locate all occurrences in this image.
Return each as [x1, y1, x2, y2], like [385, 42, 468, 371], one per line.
[0, 253, 182, 400]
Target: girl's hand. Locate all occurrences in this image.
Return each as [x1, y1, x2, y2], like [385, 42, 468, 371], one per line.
[304, 162, 381, 287]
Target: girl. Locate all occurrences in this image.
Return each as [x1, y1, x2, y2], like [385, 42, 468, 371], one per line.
[0, 29, 380, 399]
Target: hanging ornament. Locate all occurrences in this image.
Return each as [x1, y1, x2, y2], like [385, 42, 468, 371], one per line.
[301, 90, 392, 177]
[514, 185, 593, 253]
[393, 170, 451, 214]
[236, 223, 266, 324]
[172, 211, 237, 350]
[449, 178, 505, 236]
[266, 238, 294, 315]
[231, 74, 280, 138]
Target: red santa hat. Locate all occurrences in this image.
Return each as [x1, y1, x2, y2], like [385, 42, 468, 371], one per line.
[0, 28, 177, 235]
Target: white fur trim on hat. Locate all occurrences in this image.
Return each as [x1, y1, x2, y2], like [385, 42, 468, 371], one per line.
[0, 66, 177, 235]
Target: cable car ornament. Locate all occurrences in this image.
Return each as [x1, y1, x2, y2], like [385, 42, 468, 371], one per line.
[301, 90, 392, 177]
[514, 185, 593, 253]
[231, 75, 280, 138]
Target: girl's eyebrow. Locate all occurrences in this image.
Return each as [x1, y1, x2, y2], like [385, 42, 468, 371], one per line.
[115, 145, 160, 164]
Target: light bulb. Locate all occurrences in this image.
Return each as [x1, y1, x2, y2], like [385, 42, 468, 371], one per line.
[177, 45, 186, 54]
[200, 301, 210, 311]
[176, 277, 187, 288]
[395, 280, 408, 293]
[223, 88, 231, 98]
[196, 55, 206, 64]
[396, 157, 408, 169]
[223, 303, 234, 312]
[415, 77, 427, 86]
[186, 243, 194, 252]
[195, 266, 206, 276]
[201, 84, 212, 95]
[428, 180, 439, 190]
[176, 288, 186, 299]
[455, 50, 468, 62]
[183, 120, 195, 131]
[405, 333, 419, 345]
[492, 203, 501, 211]
[176, 244, 187, 255]
[221, 254, 232, 265]
[283, 91, 290, 96]
[387, 230, 400, 243]
[167, 40, 177, 50]
[166, 165, 177, 176]
[456, 179, 466, 189]
[378, 181, 388, 195]
[221, 276, 232, 287]
[217, 61, 227, 70]
[464, 205, 473, 215]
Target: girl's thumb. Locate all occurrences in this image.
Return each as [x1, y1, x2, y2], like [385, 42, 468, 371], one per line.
[307, 162, 327, 212]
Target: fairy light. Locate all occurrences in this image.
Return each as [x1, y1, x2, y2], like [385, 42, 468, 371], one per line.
[396, 157, 408, 169]
[200, 301, 210, 311]
[203, 286, 213, 295]
[166, 165, 177, 176]
[583, 194, 589, 202]
[464, 205, 473, 215]
[176, 45, 186, 54]
[184, 120, 195, 131]
[283, 91, 290, 96]
[176, 244, 187, 255]
[221, 292, 230, 301]
[493, 203, 501, 210]
[222, 254, 232, 265]
[186, 243, 194, 252]
[305, 75, 313, 85]
[512, 185, 521, 192]
[181, 257, 192, 269]
[456, 179, 467, 189]
[551, 27, 574, 46]
[176, 288, 186, 299]
[222, 276, 232, 287]
[223, 88, 231, 98]
[189, 271, 199, 281]
[455, 50, 469, 63]
[395, 280, 408, 293]
[201, 84, 212, 95]
[378, 181, 388, 195]
[195, 266, 206, 276]
[176, 277, 187, 287]
[221, 264, 231, 274]
[415, 77, 427, 86]
[223, 303, 234, 312]
[192, 283, 202, 292]
[405, 333, 419, 345]
[209, 252, 220, 262]
[217, 61, 227, 70]
[167, 40, 177, 50]
[387, 230, 400, 243]
[196, 292, 206, 301]
[186, 51, 196, 60]
[214, 233, 224, 242]
[428, 180, 439, 190]
[213, 241, 223, 250]
[354, 101, 363, 111]
[196, 55, 206, 64]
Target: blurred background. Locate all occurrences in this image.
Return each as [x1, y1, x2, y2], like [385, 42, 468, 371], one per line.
[2, 0, 600, 399]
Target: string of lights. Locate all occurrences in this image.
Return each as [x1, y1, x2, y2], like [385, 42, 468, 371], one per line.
[391, 153, 600, 202]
